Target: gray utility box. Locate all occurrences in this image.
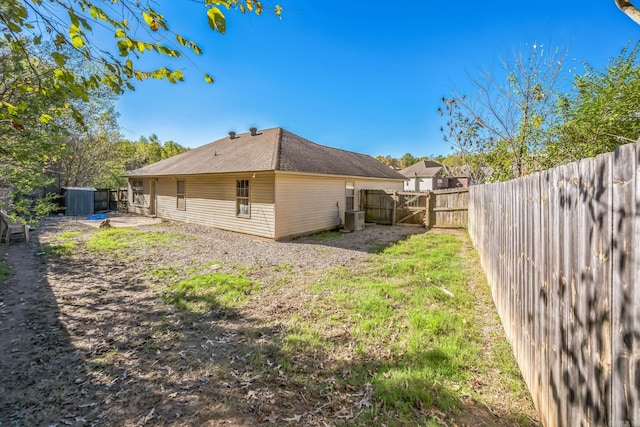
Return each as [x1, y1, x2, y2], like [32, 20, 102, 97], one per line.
[344, 210, 365, 232]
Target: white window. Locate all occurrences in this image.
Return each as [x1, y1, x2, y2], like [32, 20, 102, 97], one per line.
[177, 180, 186, 210]
[346, 181, 355, 211]
[236, 179, 250, 217]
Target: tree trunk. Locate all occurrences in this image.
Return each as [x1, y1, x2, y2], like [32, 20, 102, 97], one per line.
[615, 0, 640, 25]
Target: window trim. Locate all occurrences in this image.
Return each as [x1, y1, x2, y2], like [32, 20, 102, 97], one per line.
[176, 180, 186, 211]
[236, 179, 250, 218]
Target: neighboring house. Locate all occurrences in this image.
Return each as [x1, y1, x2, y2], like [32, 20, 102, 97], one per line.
[124, 127, 405, 240]
[446, 164, 488, 186]
[399, 161, 470, 191]
[400, 161, 448, 191]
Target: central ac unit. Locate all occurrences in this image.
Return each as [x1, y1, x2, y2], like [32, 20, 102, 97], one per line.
[344, 210, 365, 231]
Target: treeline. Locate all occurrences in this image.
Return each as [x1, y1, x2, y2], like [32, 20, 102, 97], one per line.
[375, 153, 464, 169]
[49, 133, 189, 191]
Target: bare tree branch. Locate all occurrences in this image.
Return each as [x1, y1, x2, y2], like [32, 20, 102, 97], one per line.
[615, 0, 640, 25]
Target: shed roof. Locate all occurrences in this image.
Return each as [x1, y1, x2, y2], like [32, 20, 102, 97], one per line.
[124, 127, 405, 180]
[398, 161, 445, 178]
[62, 186, 97, 191]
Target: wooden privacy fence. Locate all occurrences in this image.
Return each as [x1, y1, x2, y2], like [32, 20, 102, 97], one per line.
[468, 143, 639, 427]
[424, 188, 469, 228]
[360, 188, 468, 228]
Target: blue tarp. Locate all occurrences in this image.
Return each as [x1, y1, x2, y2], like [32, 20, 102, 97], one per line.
[86, 213, 107, 220]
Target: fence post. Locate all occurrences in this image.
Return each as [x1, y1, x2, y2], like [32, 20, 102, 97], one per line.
[424, 192, 431, 228]
[392, 191, 397, 226]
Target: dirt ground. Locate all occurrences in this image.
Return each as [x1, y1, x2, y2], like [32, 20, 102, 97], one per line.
[0, 217, 538, 426]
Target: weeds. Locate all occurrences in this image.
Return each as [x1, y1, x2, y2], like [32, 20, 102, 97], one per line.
[0, 258, 10, 284]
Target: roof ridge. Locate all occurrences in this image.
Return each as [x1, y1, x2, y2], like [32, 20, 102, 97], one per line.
[279, 129, 382, 161]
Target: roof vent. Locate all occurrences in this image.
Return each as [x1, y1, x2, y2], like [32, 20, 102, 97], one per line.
[228, 131, 236, 139]
[249, 127, 257, 136]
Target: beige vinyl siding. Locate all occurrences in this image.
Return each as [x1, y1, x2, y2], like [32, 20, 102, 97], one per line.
[154, 172, 276, 238]
[273, 174, 403, 239]
[274, 174, 344, 239]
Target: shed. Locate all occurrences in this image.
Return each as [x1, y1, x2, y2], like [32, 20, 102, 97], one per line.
[61, 187, 97, 216]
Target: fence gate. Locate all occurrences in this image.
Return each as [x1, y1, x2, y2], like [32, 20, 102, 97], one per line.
[394, 191, 428, 225]
[360, 189, 394, 224]
[425, 188, 469, 228]
[360, 189, 468, 228]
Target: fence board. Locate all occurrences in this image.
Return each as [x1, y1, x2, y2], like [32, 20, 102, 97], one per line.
[563, 162, 579, 424]
[537, 170, 550, 425]
[591, 152, 613, 426]
[612, 144, 640, 426]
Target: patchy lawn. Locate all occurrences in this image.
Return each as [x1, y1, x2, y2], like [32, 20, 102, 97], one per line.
[0, 219, 539, 426]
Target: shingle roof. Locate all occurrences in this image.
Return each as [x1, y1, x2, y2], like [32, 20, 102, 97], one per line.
[124, 127, 405, 180]
[398, 161, 445, 178]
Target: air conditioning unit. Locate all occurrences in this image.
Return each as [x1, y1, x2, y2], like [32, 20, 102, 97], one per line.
[344, 210, 365, 232]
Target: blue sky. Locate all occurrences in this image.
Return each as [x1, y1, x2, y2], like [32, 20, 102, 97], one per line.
[115, 1, 639, 158]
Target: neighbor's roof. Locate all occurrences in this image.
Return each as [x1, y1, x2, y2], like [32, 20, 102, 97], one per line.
[398, 161, 445, 178]
[124, 127, 405, 180]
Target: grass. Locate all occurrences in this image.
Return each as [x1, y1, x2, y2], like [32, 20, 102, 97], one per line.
[36, 223, 534, 425]
[41, 231, 81, 258]
[163, 272, 257, 313]
[278, 231, 532, 425]
[87, 227, 183, 253]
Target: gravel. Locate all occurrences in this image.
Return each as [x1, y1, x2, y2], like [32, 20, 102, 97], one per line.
[37, 215, 427, 276]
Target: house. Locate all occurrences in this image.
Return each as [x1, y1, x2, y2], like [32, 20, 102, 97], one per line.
[399, 161, 448, 191]
[123, 127, 405, 240]
[399, 161, 469, 191]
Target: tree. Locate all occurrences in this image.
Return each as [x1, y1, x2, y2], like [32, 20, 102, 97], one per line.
[438, 96, 490, 184]
[615, 0, 640, 25]
[545, 42, 640, 166]
[1, 1, 282, 125]
[440, 43, 568, 182]
[0, 1, 277, 219]
[375, 155, 398, 168]
[0, 39, 81, 218]
[48, 97, 121, 189]
[400, 153, 417, 169]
